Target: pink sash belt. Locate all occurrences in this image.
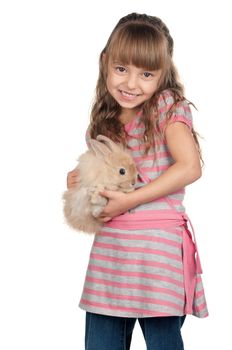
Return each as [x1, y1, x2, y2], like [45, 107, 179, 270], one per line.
[104, 210, 202, 314]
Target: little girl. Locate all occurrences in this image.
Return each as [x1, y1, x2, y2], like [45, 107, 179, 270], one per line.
[67, 12, 208, 350]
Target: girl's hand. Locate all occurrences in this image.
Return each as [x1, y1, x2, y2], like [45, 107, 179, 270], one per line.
[97, 190, 133, 223]
[66, 168, 80, 189]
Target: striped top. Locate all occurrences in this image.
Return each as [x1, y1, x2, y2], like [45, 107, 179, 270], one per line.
[79, 89, 208, 318]
[124, 89, 193, 213]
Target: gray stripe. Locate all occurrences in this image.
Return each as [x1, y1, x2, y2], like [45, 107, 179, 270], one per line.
[86, 270, 184, 294]
[135, 174, 161, 184]
[140, 157, 173, 167]
[127, 139, 141, 148]
[168, 193, 184, 200]
[135, 182, 145, 189]
[101, 226, 183, 244]
[137, 172, 162, 181]
[142, 170, 167, 178]
[92, 247, 183, 269]
[131, 201, 171, 210]
[138, 159, 156, 167]
[95, 235, 182, 256]
[127, 142, 168, 153]
[159, 95, 174, 109]
[194, 294, 206, 307]
[194, 307, 208, 318]
[132, 202, 185, 213]
[89, 258, 184, 282]
[134, 182, 164, 189]
[84, 280, 184, 306]
[159, 105, 192, 125]
[195, 278, 203, 292]
[128, 200, 185, 212]
[130, 149, 148, 157]
[81, 292, 183, 315]
[129, 127, 145, 135]
[172, 204, 185, 212]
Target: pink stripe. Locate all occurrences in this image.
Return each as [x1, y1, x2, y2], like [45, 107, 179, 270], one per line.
[137, 178, 144, 183]
[98, 231, 181, 248]
[83, 288, 183, 311]
[140, 164, 170, 172]
[86, 276, 184, 300]
[90, 253, 183, 274]
[94, 241, 182, 262]
[159, 115, 192, 130]
[174, 189, 185, 194]
[103, 209, 188, 230]
[80, 298, 176, 316]
[115, 209, 181, 218]
[103, 217, 183, 236]
[196, 275, 202, 283]
[159, 106, 169, 114]
[127, 142, 163, 151]
[129, 131, 146, 138]
[158, 99, 190, 113]
[88, 264, 183, 287]
[166, 198, 182, 206]
[195, 289, 205, 299]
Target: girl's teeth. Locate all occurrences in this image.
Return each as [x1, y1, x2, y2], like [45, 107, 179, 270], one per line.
[121, 91, 137, 97]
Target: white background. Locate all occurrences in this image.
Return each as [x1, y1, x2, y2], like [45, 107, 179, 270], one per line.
[0, 0, 231, 349]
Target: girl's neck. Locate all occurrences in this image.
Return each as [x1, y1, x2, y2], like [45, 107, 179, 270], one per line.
[119, 107, 140, 125]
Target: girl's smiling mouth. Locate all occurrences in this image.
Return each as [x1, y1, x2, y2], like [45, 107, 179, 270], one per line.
[119, 90, 142, 99]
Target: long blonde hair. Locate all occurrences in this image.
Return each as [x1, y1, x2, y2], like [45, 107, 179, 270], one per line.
[89, 13, 203, 165]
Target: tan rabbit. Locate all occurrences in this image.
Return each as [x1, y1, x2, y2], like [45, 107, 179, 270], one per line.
[63, 135, 138, 234]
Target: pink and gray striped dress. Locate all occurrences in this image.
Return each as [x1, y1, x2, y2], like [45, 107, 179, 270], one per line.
[79, 89, 209, 318]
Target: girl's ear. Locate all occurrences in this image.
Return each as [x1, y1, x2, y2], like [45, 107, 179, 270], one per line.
[88, 139, 112, 159]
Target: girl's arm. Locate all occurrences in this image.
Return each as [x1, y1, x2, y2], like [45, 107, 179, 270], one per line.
[128, 121, 202, 207]
[98, 121, 201, 221]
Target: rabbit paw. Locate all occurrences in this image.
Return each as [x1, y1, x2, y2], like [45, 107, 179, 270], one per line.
[92, 205, 104, 218]
[91, 196, 107, 218]
[89, 187, 105, 205]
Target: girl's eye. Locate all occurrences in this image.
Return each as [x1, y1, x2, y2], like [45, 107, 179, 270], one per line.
[115, 66, 126, 73]
[143, 72, 153, 78]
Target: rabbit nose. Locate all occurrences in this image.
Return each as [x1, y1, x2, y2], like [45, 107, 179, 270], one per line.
[132, 181, 135, 186]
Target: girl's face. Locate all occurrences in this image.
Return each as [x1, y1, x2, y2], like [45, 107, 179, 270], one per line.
[106, 59, 162, 113]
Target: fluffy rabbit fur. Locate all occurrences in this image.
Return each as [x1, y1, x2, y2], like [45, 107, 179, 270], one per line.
[63, 135, 138, 234]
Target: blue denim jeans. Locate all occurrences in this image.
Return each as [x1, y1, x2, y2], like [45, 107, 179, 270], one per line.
[85, 311, 186, 350]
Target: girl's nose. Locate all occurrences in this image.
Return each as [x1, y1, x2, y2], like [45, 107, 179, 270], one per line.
[126, 74, 138, 90]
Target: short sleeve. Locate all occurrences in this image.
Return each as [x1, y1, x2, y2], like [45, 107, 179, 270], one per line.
[158, 90, 193, 133]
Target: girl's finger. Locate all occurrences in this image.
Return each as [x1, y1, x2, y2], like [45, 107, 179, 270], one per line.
[97, 216, 112, 223]
[66, 168, 80, 187]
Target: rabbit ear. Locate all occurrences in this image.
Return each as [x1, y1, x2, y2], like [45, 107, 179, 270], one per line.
[96, 135, 121, 152]
[88, 138, 112, 159]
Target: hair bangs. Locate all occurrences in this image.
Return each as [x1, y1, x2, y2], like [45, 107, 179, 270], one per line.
[107, 23, 169, 71]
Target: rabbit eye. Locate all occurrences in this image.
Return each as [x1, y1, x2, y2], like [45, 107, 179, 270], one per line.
[119, 168, 126, 175]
